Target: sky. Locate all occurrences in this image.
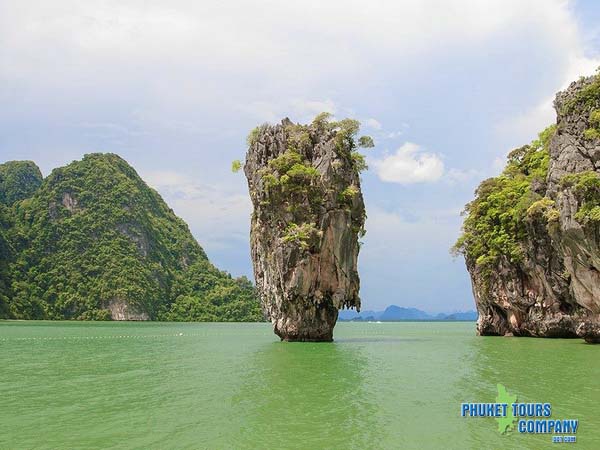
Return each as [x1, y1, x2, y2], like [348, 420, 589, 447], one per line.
[1, 0, 599, 313]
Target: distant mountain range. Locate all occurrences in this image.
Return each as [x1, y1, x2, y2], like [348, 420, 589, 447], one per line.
[338, 305, 477, 322]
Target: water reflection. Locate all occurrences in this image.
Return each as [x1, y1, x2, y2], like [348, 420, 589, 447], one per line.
[336, 337, 428, 344]
[230, 341, 379, 449]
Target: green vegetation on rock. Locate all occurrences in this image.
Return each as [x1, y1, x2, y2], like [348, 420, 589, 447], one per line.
[0, 204, 15, 316]
[0, 161, 43, 315]
[358, 135, 375, 148]
[247, 126, 262, 147]
[245, 113, 371, 252]
[453, 125, 556, 270]
[281, 222, 321, 250]
[561, 170, 600, 223]
[562, 69, 600, 139]
[584, 109, 600, 140]
[259, 148, 322, 214]
[165, 260, 262, 322]
[0, 161, 43, 206]
[526, 197, 560, 224]
[562, 69, 600, 114]
[339, 185, 360, 205]
[0, 153, 262, 321]
[351, 151, 368, 172]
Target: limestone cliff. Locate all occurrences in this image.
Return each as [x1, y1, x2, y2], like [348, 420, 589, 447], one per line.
[456, 72, 600, 342]
[243, 115, 368, 341]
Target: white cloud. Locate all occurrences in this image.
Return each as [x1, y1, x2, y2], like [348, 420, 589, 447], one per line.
[1, 1, 594, 159]
[495, 97, 556, 145]
[77, 121, 149, 139]
[387, 131, 402, 139]
[0, 1, 559, 79]
[141, 170, 251, 251]
[492, 156, 507, 174]
[372, 142, 445, 184]
[364, 118, 382, 130]
[380, 124, 409, 140]
[495, 47, 600, 148]
[363, 206, 461, 257]
[1, 1, 590, 114]
[445, 168, 481, 184]
[291, 99, 337, 119]
[237, 98, 338, 124]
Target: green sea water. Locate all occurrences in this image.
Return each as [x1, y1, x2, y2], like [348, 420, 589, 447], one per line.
[1, 321, 598, 449]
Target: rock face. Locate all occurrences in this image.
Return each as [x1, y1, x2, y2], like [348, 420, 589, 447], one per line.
[107, 299, 150, 321]
[244, 117, 367, 341]
[458, 73, 600, 342]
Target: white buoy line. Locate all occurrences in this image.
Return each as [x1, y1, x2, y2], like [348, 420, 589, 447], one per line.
[0, 331, 273, 341]
[0, 333, 199, 341]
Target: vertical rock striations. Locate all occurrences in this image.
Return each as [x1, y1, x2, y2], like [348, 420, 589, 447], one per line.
[243, 115, 368, 341]
[455, 72, 600, 342]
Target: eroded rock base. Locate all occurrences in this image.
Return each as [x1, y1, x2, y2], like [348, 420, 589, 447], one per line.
[273, 305, 338, 342]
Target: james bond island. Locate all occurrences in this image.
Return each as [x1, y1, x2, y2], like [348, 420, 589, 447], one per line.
[242, 114, 371, 341]
[455, 72, 600, 343]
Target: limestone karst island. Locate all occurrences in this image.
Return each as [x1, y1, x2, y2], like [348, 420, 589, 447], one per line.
[243, 115, 368, 341]
[1, 1, 600, 449]
[454, 74, 600, 344]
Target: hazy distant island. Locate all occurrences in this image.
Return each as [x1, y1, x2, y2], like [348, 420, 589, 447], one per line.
[454, 71, 600, 343]
[338, 305, 478, 322]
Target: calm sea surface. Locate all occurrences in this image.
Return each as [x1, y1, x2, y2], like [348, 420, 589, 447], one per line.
[1, 321, 598, 449]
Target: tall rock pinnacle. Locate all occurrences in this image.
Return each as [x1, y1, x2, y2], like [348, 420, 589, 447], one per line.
[243, 114, 369, 341]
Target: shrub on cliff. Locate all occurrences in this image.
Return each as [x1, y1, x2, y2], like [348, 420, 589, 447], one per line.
[0, 204, 14, 316]
[244, 113, 372, 249]
[453, 125, 556, 270]
[0, 161, 43, 206]
[561, 171, 600, 223]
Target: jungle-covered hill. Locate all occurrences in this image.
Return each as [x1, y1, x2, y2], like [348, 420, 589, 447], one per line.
[0, 153, 262, 322]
